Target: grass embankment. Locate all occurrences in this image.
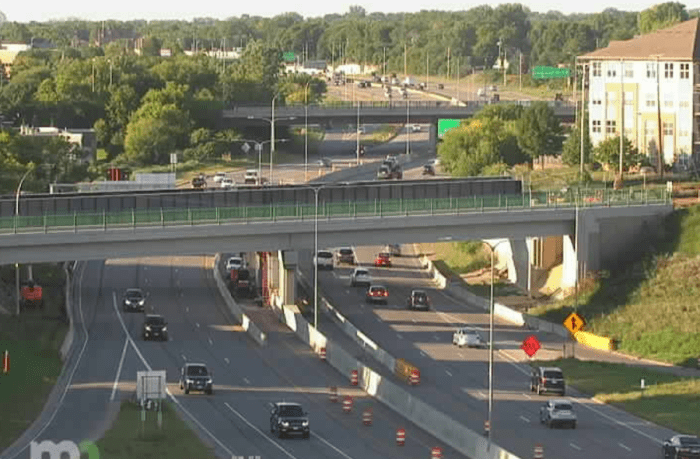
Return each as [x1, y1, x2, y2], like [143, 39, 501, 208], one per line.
[0, 263, 68, 451]
[530, 359, 700, 436]
[529, 205, 700, 367]
[95, 401, 218, 459]
[363, 124, 403, 145]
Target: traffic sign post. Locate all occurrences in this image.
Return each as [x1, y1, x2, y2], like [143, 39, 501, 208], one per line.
[2, 350, 8, 374]
[521, 335, 541, 357]
[241, 142, 251, 154]
[563, 312, 585, 335]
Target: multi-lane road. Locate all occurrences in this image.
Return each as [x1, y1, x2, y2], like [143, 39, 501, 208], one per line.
[301, 244, 678, 459]
[2, 255, 468, 459]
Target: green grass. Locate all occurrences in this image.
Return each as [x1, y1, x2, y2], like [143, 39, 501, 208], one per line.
[364, 124, 403, 145]
[530, 358, 700, 436]
[432, 241, 490, 275]
[0, 263, 68, 451]
[95, 401, 218, 459]
[528, 205, 700, 366]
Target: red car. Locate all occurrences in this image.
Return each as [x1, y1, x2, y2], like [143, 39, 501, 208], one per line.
[374, 252, 392, 267]
[366, 285, 389, 304]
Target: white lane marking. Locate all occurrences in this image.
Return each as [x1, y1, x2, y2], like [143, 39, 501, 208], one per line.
[6, 262, 90, 459]
[433, 335, 439, 341]
[523, 394, 532, 400]
[224, 403, 299, 459]
[519, 415, 530, 423]
[569, 396, 663, 444]
[570, 443, 581, 450]
[186, 307, 189, 312]
[112, 291, 234, 457]
[177, 280, 181, 287]
[445, 370, 452, 377]
[208, 338, 213, 346]
[243, 378, 250, 385]
[181, 354, 187, 361]
[224, 358, 230, 364]
[196, 322, 200, 328]
[397, 334, 403, 339]
[144, 278, 149, 284]
[477, 391, 485, 398]
[412, 318, 416, 323]
[312, 432, 356, 459]
[420, 351, 426, 357]
[110, 338, 129, 401]
[619, 443, 632, 451]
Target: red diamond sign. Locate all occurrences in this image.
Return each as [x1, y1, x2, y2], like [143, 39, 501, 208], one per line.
[521, 335, 541, 357]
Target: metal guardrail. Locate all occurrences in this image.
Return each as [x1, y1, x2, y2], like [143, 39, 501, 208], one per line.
[0, 189, 669, 235]
[227, 100, 577, 111]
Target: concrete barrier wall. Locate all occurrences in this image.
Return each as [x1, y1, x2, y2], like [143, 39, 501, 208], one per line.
[212, 254, 267, 346]
[574, 330, 614, 350]
[267, 288, 521, 459]
[296, 268, 397, 373]
[59, 261, 77, 361]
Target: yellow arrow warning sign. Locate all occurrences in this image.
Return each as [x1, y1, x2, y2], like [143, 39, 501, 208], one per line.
[564, 312, 585, 334]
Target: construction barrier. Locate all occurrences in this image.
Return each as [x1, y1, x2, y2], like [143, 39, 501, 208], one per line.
[573, 330, 615, 351]
[363, 408, 372, 425]
[329, 386, 338, 402]
[350, 369, 358, 386]
[343, 396, 353, 413]
[484, 420, 490, 436]
[396, 428, 406, 446]
[395, 358, 420, 385]
[320, 347, 326, 360]
[431, 447, 443, 458]
[409, 368, 420, 385]
[533, 444, 543, 459]
[2, 350, 8, 374]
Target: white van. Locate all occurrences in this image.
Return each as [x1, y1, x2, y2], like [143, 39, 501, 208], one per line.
[313, 250, 334, 270]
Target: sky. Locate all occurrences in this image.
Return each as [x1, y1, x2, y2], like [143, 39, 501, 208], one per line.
[1, 0, 663, 22]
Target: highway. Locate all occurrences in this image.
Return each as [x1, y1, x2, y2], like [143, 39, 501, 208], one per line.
[4, 255, 468, 459]
[302, 244, 678, 459]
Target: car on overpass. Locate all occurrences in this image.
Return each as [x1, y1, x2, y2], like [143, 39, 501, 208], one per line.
[142, 314, 168, 341]
[366, 285, 389, 304]
[662, 435, 700, 459]
[374, 252, 391, 267]
[406, 289, 431, 310]
[530, 366, 566, 395]
[270, 402, 310, 439]
[539, 399, 577, 429]
[179, 363, 213, 395]
[122, 288, 145, 312]
[350, 268, 371, 287]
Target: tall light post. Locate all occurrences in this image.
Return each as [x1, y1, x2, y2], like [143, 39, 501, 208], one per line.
[406, 100, 410, 155]
[15, 167, 34, 316]
[312, 185, 327, 330]
[304, 81, 311, 181]
[247, 109, 296, 184]
[356, 101, 361, 164]
[482, 239, 508, 451]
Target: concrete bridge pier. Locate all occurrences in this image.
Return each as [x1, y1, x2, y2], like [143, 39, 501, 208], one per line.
[277, 250, 297, 306]
[484, 238, 533, 292]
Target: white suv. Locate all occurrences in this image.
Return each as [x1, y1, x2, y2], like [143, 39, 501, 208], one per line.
[213, 172, 226, 183]
[350, 268, 372, 287]
[244, 170, 259, 184]
[314, 250, 334, 270]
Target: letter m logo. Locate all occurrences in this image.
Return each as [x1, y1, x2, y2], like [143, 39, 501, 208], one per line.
[30, 440, 80, 459]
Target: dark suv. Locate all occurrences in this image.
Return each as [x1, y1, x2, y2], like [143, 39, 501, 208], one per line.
[122, 288, 145, 312]
[530, 366, 565, 395]
[270, 402, 310, 438]
[142, 315, 168, 341]
[179, 363, 213, 395]
[406, 289, 430, 310]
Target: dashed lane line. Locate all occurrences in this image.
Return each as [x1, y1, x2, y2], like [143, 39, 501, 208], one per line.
[110, 338, 129, 401]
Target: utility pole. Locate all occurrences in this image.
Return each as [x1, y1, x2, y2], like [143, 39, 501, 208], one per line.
[404, 43, 407, 79]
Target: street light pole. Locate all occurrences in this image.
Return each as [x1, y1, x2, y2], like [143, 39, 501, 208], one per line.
[270, 92, 278, 184]
[15, 167, 33, 316]
[313, 186, 323, 329]
[406, 101, 410, 155]
[356, 102, 361, 164]
[305, 82, 310, 181]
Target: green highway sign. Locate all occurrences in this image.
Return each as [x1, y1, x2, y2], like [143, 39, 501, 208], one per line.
[283, 51, 296, 62]
[532, 66, 570, 79]
[438, 119, 462, 138]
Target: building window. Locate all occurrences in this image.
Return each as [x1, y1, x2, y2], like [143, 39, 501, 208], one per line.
[624, 63, 634, 78]
[663, 122, 673, 136]
[680, 129, 689, 137]
[624, 92, 633, 105]
[647, 63, 656, 78]
[592, 98, 602, 105]
[592, 62, 601, 77]
[646, 95, 657, 107]
[680, 63, 690, 79]
[592, 120, 602, 133]
[606, 120, 616, 134]
[664, 63, 674, 78]
[607, 63, 617, 77]
[680, 100, 690, 108]
[664, 95, 673, 108]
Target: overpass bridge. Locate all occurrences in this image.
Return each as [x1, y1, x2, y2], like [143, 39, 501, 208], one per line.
[0, 188, 672, 292]
[222, 100, 576, 127]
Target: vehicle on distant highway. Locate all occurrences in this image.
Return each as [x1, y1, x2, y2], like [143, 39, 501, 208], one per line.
[385, 244, 401, 256]
[422, 164, 435, 176]
[122, 288, 145, 312]
[179, 363, 213, 395]
[226, 256, 244, 271]
[366, 285, 389, 304]
[357, 125, 366, 134]
[231, 267, 255, 297]
[453, 327, 486, 348]
[350, 267, 371, 287]
[374, 252, 392, 267]
[142, 314, 168, 341]
[406, 289, 430, 310]
[377, 162, 402, 180]
[662, 435, 700, 459]
[539, 399, 577, 429]
[314, 250, 334, 270]
[317, 157, 332, 167]
[191, 174, 206, 189]
[244, 169, 259, 184]
[336, 247, 355, 265]
[530, 366, 566, 395]
[270, 402, 310, 439]
[391, 77, 400, 85]
[220, 177, 234, 189]
[213, 172, 226, 183]
[410, 124, 421, 132]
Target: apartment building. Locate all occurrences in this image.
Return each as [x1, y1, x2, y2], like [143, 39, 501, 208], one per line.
[578, 18, 700, 168]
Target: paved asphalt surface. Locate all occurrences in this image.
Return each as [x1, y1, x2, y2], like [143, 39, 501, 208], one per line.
[4, 255, 468, 459]
[301, 244, 679, 459]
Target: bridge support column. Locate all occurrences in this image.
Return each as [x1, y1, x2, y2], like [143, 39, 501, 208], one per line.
[429, 121, 437, 156]
[277, 250, 298, 306]
[562, 212, 600, 290]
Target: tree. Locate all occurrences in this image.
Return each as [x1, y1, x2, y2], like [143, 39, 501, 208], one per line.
[516, 102, 563, 168]
[593, 135, 642, 171]
[639, 2, 689, 34]
[123, 103, 190, 165]
[561, 111, 593, 166]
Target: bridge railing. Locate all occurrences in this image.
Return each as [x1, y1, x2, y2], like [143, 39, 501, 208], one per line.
[0, 188, 669, 235]
[226, 100, 577, 111]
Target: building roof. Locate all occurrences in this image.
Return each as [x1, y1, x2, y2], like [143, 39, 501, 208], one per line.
[579, 18, 700, 61]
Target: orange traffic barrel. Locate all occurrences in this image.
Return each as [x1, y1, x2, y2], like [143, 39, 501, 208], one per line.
[362, 408, 372, 425]
[396, 428, 406, 446]
[409, 368, 420, 385]
[343, 396, 353, 413]
[350, 369, 358, 386]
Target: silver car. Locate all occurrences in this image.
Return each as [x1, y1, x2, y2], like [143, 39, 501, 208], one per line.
[540, 399, 577, 429]
[452, 327, 486, 348]
[350, 268, 372, 287]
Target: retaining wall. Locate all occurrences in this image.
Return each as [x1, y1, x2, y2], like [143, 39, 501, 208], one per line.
[59, 261, 77, 361]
